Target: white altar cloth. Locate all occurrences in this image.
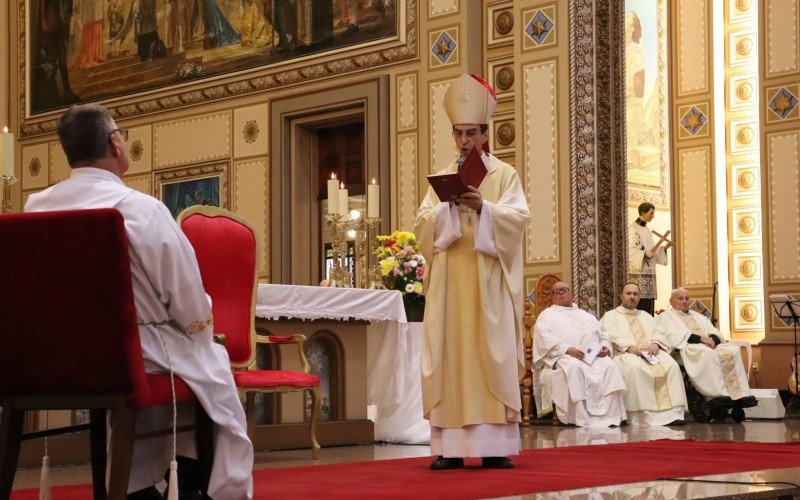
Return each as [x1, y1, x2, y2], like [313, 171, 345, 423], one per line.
[255, 284, 430, 444]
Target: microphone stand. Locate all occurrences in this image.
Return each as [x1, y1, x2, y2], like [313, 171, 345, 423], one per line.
[786, 299, 800, 417]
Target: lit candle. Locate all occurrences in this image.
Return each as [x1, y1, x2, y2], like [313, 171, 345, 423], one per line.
[338, 182, 349, 217]
[326, 173, 339, 215]
[367, 178, 380, 218]
[0, 127, 14, 178]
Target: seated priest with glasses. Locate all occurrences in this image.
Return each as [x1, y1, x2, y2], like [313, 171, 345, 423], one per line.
[532, 281, 627, 427]
[26, 104, 253, 499]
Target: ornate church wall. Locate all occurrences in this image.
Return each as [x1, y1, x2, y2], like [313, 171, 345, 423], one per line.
[758, 0, 800, 389]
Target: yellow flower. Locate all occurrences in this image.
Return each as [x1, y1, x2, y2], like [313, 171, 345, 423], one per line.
[412, 282, 423, 294]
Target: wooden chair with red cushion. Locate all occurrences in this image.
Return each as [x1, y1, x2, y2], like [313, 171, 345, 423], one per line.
[519, 273, 561, 425]
[0, 209, 213, 500]
[178, 206, 321, 458]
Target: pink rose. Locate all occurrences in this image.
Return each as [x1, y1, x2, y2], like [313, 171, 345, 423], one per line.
[416, 267, 424, 279]
[404, 261, 412, 269]
[393, 267, 402, 276]
[404, 245, 414, 254]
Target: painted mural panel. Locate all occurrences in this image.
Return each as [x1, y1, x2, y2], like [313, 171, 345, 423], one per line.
[625, 0, 669, 199]
[27, 0, 398, 114]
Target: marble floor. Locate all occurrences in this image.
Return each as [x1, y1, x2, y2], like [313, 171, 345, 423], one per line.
[11, 419, 800, 498]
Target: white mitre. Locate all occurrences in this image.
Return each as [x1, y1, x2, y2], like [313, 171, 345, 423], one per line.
[443, 73, 497, 125]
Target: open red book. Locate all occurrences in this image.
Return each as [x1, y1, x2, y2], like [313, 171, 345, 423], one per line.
[426, 147, 488, 201]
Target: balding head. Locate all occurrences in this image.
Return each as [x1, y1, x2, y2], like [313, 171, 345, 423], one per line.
[670, 287, 691, 312]
[551, 281, 573, 307]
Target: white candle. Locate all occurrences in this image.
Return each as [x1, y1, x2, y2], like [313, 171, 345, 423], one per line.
[367, 179, 380, 218]
[0, 127, 14, 178]
[338, 183, 349, 217]
[326, 174, 339, 215]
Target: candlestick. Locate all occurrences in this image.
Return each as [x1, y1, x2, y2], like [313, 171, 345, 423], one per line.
[327, 174, 339, 215]
[367, 179, 380, 218]
[366, 216, 386, 289]
[338, 183, 349, 217]
[1, 127, 17, 214]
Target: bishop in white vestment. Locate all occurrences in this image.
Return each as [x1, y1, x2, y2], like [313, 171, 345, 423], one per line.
[655, 288, 755, 406]
[600, 283, 686, 426]
[532, 282, 627, 427]
[415, 74, 530, 470]
[26, 104, 253, 498]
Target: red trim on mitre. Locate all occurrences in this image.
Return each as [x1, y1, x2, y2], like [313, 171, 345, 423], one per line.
[469, 74, 495, 154]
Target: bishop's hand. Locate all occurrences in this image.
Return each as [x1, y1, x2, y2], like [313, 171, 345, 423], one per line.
[455, 186, 483, 212]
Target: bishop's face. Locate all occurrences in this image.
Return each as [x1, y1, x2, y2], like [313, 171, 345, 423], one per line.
[452, 124, 487, 159]
[670, 290, 692, 312]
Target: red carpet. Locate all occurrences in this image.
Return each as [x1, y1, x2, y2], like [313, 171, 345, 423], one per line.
[12, 439, 800, 499]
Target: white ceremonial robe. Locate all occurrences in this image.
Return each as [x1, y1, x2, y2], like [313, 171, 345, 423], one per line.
[655, 309, 751, 401]
[599, 307, 686, 426]
[532, 304, 627, 427]
[26, 168, 253, 499]
[415, 153, 529, 458]
[628, 222, 667, 299]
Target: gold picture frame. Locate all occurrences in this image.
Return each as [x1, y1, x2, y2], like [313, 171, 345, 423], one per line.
[17, 0, 417, 138]
[154, 161, 230, 219]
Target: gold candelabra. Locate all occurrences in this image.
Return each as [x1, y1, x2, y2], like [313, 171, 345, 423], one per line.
[1, 174, 17, 214]
[324, 213, 352, 288]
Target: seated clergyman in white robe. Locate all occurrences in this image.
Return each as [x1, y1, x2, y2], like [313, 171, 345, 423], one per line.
[26, 104, 253, 498]
[655, 287, 756, 407]
[600, 283, 687, 426]
[532, 282, 627, 427]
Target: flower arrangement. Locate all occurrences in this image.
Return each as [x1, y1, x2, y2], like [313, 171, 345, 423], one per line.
[376, 231, 426, 321]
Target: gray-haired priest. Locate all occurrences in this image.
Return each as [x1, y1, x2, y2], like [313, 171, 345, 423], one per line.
[415, 73, 530, 470]
[655, 287, 757, 408]
[600, 283, 687, 426]
[532, 281, 627, 427]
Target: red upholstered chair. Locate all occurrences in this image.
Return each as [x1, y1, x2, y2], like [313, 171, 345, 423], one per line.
[0, 209, 213, 500]
[178, 206, 321, 458]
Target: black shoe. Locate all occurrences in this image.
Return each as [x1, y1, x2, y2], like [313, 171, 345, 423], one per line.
[481, 456, 514, 469]
[430, 456, 464, 470]
[708, 396, 733, 408]
[733, 395, 758, 408]
[666, 419, 686, 426]
[127, 486, 162, 500]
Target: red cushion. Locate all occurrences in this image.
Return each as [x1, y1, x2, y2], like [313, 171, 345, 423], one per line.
[233, 370, 320, 389]
[129, 374, 196, 409]
[181, 213, 257, 366]
[268, 335, 294, 343]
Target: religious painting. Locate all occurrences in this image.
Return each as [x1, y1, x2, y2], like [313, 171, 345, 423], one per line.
[24, 0, 403, 116]
[154, 162, 229, 218]
[625, 0, 669, 205]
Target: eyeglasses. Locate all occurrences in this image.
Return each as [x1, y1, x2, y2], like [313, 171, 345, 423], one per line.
[552, 287, 571, 295]
[109, 128, 129, 142]
[452, 128, 481, 139]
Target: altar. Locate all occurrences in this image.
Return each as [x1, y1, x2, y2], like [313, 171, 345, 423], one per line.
[251, 284, 430, 452]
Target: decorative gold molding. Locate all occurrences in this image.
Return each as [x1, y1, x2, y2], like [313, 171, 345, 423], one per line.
[570, 0, 627, 313]
[16, 0, 418, 139]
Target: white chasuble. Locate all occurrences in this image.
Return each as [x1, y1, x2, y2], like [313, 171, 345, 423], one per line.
[656, 309, 751, 400]
[415, 154, 529, 457]
[26, 168, 253, 498]
[532, 304, 627, 427]
[600, 307, 686, 425]
[628, 222, 667, 299]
